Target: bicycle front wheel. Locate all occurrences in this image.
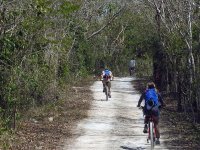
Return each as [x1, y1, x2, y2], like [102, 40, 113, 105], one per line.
[149, 122, 155, 149]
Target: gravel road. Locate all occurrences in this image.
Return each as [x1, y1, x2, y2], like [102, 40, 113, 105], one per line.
[63, 77, 169, 150]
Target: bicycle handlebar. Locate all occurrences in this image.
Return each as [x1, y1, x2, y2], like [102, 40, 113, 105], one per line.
[138, 106, 144, 110]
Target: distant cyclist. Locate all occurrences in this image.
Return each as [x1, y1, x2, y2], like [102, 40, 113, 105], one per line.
[137, 82, 165, 144]
[129, 57, 136, 76]
[101, 67, 113, 98]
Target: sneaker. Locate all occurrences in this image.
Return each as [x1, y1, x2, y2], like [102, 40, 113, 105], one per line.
[155, 139, 160, 145]
[143, 124, 148, 133]
[108, 94, 111, 98]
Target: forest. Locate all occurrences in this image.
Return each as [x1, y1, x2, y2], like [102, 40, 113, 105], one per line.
[0, 0, 200, 148]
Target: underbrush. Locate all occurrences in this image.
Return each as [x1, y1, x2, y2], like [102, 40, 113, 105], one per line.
[0, 77, 93, 150]
[161, 97, 200, 149]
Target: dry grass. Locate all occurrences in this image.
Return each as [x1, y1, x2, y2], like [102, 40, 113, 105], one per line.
[2, 78, 200, 149]
[2, 79, 94, 150]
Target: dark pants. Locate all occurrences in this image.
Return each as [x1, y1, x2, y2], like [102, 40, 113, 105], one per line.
[102, 80, 111, 94]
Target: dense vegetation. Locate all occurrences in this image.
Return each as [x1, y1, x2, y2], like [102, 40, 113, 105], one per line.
[0, 0, 199, 140]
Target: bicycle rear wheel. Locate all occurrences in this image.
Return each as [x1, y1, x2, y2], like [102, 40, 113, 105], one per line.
[149, 122, 155, 149]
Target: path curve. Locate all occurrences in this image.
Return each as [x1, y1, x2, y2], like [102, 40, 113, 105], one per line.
[62, 77, 169, 150]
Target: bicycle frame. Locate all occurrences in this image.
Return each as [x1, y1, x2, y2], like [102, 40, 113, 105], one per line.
[139, 106, 156, 149]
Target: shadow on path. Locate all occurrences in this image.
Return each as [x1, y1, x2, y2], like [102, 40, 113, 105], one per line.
[120, 145, 145, 150]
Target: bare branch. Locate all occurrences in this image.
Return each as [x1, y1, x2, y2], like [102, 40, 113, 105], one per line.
[87, 6, 126, 40]
[112, 24, 126, 45]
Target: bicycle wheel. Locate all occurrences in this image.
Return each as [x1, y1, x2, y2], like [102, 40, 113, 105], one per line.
[149, 121, 155, 149]
[105, 85, 109, 101]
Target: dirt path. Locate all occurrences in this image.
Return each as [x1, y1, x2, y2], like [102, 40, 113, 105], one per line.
[62, 77, 170, 150]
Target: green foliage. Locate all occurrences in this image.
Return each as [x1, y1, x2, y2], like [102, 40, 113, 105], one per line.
[1, 0, 200, 136]
[34, 0, 53, 14]
[59, 1, 80, 16]
[124, 13, 157, 57]
[136, 55, 153, 77]
[0, 1, 157, 131]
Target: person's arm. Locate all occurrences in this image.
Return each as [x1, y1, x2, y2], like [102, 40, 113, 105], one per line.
[137, 92, 145, 107]
[133, 60, 136, 67]
[101, 71, 104, 79]
[110, 71, 114, 80]
[158, 93, 165, 106]
[110, 71, 113, 76]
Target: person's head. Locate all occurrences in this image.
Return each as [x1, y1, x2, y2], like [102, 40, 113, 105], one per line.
[104, 68, 110, 72]
[147, 82, 156, 89]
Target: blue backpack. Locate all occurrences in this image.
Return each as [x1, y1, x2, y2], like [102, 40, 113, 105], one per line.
[145, 89, 158, 107]
[104, 69, 110, 76]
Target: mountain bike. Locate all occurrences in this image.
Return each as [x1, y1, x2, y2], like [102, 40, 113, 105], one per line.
[140, 106, 156, 149]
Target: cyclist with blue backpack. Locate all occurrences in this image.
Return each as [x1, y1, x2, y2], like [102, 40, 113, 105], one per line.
[101, 67, 113, 98]
[137, 82, 165, 144]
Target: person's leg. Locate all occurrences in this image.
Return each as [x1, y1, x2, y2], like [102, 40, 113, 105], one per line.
[154, 116, 160, 144]
[102, 80, 106, 92]
[143, 115, 149, 133]
[129, 67, 131, 76]
[108, 81, 111, 98]
[155, 123, 160, 138]
[132, 67, 135, 74]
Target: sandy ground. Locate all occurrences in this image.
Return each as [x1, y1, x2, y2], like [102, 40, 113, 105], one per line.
[62, 77, 170, 150]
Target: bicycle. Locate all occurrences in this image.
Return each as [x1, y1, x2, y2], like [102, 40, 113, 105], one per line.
[147, 113, 156, 149]
[129, 67, 135, 76]
[139, 106, 156, 149]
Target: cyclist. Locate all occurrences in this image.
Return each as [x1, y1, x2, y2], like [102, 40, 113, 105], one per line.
[129, 57, 136, 76]
[101, 67, 113, 98]
[137, 82, 165, 144]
